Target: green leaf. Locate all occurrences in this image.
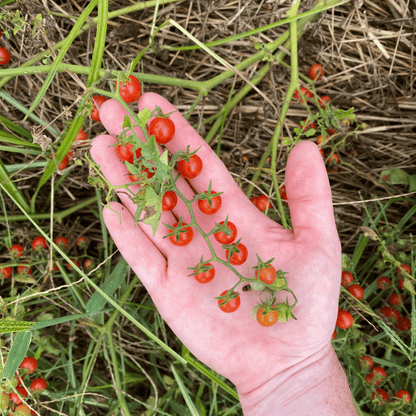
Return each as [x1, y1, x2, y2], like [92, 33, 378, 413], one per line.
[408, 174, 416, 192]
[380, 168, 409, 185]
[141, 186, 162, 236]
[138, 108, 151, 127]
[86, 257, 128, 315]
[0, 319, 35, 334]
[3, 332, 31, 380]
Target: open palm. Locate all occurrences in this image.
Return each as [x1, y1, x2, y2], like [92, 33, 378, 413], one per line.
[90, 93, 342, 396]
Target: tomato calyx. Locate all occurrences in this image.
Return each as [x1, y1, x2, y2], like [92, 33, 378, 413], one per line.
[176, 145, 201, 164]
[164, 218, 194, 246]
[216, 290, 241, 313]
[188, 257, 215, 284]
[149, 105, 176, 120]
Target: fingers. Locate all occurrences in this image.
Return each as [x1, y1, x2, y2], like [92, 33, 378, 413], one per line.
[285, 141, 340, 246]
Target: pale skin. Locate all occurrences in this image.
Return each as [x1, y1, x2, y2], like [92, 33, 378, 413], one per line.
[90, 93, 359, 415]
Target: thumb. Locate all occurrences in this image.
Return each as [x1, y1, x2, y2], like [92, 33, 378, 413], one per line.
[285, 141, 339, 245]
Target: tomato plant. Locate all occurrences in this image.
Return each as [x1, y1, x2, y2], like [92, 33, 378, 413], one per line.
[116, 142, 141, 163]
[90, 95, 108, 122]
[0, 47, 10, 65]
[198, 191, 222, 215]
[336, 309, 353, 329]
[309, 63, 324, 81]
[347, 284, 364, 300]
[115, 74, 141, 103]
[193, 263, 215, 284]
[162, 191, 178, 211]
[30, 377, 47, 391]
[256, 308, 279, 327]
[218, 290, 240, 313]
[214, 221, 237, 244]
[31, 236, 47, 251]
[20, 357, 38, 374]
[177, 154, 203, 179]
[167, 222, 194, 247]
[149, 117, 175, 144]
[255, 264, 277, 285]
[225, 243, 248, 265]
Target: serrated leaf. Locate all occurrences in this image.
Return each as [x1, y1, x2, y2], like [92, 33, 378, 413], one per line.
[138, 108, 151, 127]
[141, 135, 159, 161]
[282, 137, 292, 146]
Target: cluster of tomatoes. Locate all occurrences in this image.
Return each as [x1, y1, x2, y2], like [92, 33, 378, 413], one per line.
[0, 29, 11, 66]
[1, 356, 47, 415]
[0, 235, 94, 281]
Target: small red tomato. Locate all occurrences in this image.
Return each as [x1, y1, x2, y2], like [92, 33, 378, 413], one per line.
[76, 236, 87, 249]
[167, 223, 193, 247]
[359, 355, 374, 370]
[395, 316, 411, 330]
[9, 391, 22, 405]
[336, 310, 353, 329]
[372, 388, 389, 404]
[0, 266, 12, 279]
[17, 262, 32, 275]
[396, 264, 411, 275]
[218, 290, 240, 313]
[388, 293, 404, 308]
[73, 129, 88, 146]
[327, 127, 336, 135]
[116, 142, 141, 163]
[398, 279, 405, 290]
[162, 191, 178, 211]
[327, 153, 339, 164]
[331, 330, 337, 340]
[371, 366, 387, 386]
[279, 185, 288, 204]
[31, 236, 47, 251]
[0, 47, 11, 65]
[294, 87, 313, 102]
[177, 154, 203, 179]
[14, 404, 32, 416]
[256, 308, 279, 327]
[225, 243, 248, 266]
[316, 135, 324, 145]
[194, 263, 215, 284]
[253, 195, 271, 212]
[115, 75, 141, 103]
[377, 276, 391, 289]
[255, 264, 277, 285]
[149, 117, 175, 144]
[347, 284, 364, 300]
[308, 63, 324, 81]
[214, 221, 237, 244]
[66, 258, 80, 270]
[198, 191, 222, 215]
[90, 95, 108, 122]
[10, 244, 24, 258]
[300, 119, 316, 132]
[319, 95, 331, 108]
[380, 306, 400, 323]
[30, 377, 47, 391]
[396, 389, 411, 403]
[84, 258, 95, 270]
[20, 357, 38, 374]
[50, 152, 69, 170]
[341, 271, 353, 287]
[55, 236, 69, 250]
[16, 386, 28, 398]
[129, 167, 155, 182]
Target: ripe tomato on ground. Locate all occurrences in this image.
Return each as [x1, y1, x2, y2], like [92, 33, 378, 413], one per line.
[177, 154, 203, 179]
[279, 185, 288, 204]
[377, 276, 391, 289]
[256, 308, 279, 327]
[225, 243, 248, 266]
[74, 129, 88, 145]
[294, 87, 313, 102]
[214, 221, 237, 244]
[31, 236, 47, 251]
[90, 95, 108, 122]
[218, 290, 240, 313]
[336, 310, 353, 329]
[341, 271, 353, 287]
[20, 357, 38, 374]
[347, 284, 364, 300]
[116, 142, 142, 163]
[30, 377, 47, 391]
[162, 191, 178, 211]
[149, 117, 175, 144]
[194, 263, 215, 284]
[115, 75, 141, 103]
[309, 63, 324, 80]
[167, 223, 193, 247]
[198, 191, 222, 215]
[0, 47, 11, 65]
[255, 264, 277, 285]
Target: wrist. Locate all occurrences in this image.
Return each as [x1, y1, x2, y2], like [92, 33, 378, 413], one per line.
[238, 343, 358, 416]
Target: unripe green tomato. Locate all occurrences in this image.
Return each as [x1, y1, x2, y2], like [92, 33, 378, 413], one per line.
[352, 342, 366, 356]
[396, 238, 406, 248]
[273, 277, 286, 288]
[348, 327, 361, 339]
[395, 251, 407, 263]
[250, 281, 264, 292]
[96, 268, 104, 278]
[276, 303, 291, 322]
[374, 259, 385, 270]
[0, 393, 10, 410]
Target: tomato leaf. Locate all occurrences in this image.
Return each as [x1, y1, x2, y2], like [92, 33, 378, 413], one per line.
[3, 332, 31, 380]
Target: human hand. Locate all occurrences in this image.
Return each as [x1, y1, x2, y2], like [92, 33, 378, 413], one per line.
[90, 92, 341, 398]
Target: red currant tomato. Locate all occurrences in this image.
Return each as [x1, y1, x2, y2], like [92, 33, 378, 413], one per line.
[327, 153, 339, 164]
[359, 355, 374, 370]
[252, 195, 271, 212]
[20, 357, 38, 374]
[74, 129, 88, 146]
[55, 236, 69, 250]
[198, 191, 222, 215]
[308, 63, 324, 81]
[256, 308, 279, 327]
[30, 377, 47, 391]
[294, 87, 312, 102]
[0, 266, 12, 279]
[279, 185, 288, 205]
[396, 264, 411, 275]
[255, 264, 277, 285]
[341, 271, 353, 287]
[226, 243, 248, 266]
[17, 262, 32, 275]
[389, 293, 404, 307]
[372, 388, 389, 404]
[50, 152, 69, 170]
[194, 263, 215, 284]
[162, 191, 178, 211]
[116, 142, 141, 163]
[9, 391, 22, 405]
[319, 95, 331, 108]
[331, 330, 337, 340]
[0, 47, 11, 65]
[17, 386, 28, 398]
[218, 290, 240, 313]
[370, 366, 386, 386]
[167, 222, 193, 247]
[347, 284, 364, 300]
[84, 258, 95, 270]
[380, 306, 400, 322]
[66, 258, 80, 270]
[115, 75, 141, 103]
[377, 276, 391, 289]
[214, 221, 237, 244]
[76, 236, 88, 249]
[327, 127, 336, 135]
[10, 244, 24, 258]
[336, 310, 353, 329]
[149, 117, 175, 145]
[90, 95, 108, 122]
[31, 236, 47, 251]
[177, 154, 203, 179]
[396, 389, 411, 403]
[129, 167, 155, 182]
[396, 316, 411, 330]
